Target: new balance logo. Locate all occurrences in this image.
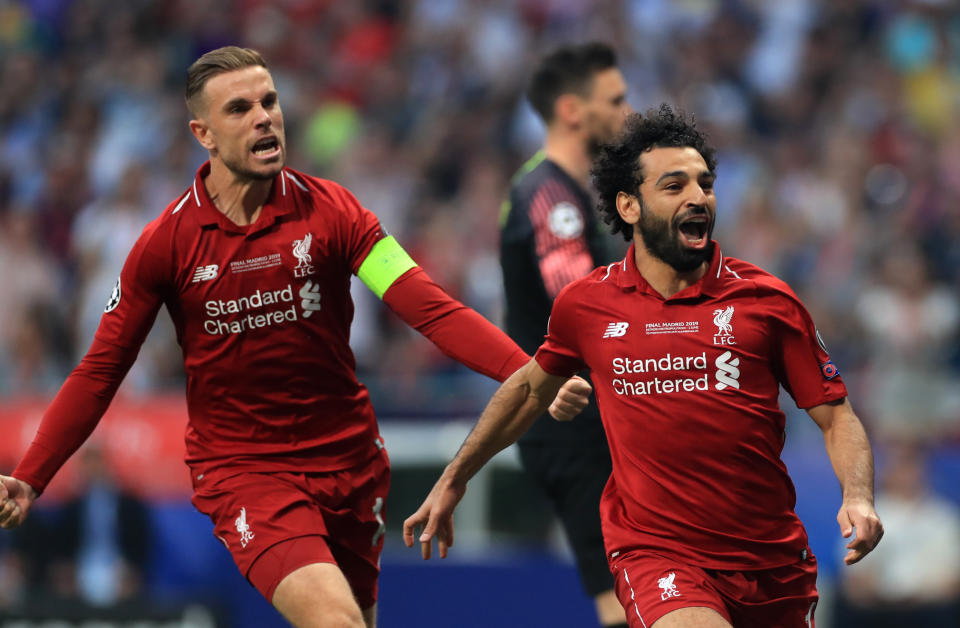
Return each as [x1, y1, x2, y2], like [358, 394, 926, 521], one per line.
[603, 322, 629, 338]
[192, 264, 219, 282]
[715, 351, 741, 390]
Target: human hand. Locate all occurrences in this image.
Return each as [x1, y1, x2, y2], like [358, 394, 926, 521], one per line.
[548, 376, 592, 422]
[402, 473, 465, 560]
[838, 498, 883, 565]
[0, 475, 38, 530]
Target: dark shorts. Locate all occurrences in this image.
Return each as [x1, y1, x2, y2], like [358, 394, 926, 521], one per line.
[610, 549, 819, 628]
[190, 450, 390, 608]
[518, 440, 614, 596]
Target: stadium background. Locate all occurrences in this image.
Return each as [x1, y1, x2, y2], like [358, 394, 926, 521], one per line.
[1, 0, 959, 626]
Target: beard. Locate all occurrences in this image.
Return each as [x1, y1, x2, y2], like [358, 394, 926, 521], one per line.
[586, 115, 621, 159]
[637, 200, 714, 272]
[587, 135, 605, 160]
[587, 126, 618, 160]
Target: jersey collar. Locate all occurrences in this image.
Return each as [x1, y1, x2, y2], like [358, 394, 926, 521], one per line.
[615, 240, 726, 299]
[191, 161, 297, 235]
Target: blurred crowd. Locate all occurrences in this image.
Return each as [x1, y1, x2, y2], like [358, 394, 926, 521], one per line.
[1, 0, 959, 436]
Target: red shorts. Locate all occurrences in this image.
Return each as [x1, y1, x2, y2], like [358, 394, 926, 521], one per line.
[611, 549, 818, 628]
[190, 450, 390, 608]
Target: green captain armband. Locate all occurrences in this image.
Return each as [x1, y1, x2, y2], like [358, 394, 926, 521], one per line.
[357, 236, 418, 298]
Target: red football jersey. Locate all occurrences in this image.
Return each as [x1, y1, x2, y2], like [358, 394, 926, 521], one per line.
[14, 161, 530, 493]
[535, 242, 847, 569]
[99, 163, 387, 480]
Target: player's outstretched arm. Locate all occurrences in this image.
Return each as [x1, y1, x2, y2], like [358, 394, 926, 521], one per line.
[0, 475, 38, 530]
[403, 358, 569, 559]
[380, 265, 591, 419]
[807, 398, 884, 565]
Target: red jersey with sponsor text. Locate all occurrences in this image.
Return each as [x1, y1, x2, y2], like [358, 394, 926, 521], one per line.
[534, 242, 847, 569]
[100, 163, 386, 480]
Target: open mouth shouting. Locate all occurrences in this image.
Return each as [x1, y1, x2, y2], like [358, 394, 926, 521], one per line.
[251, 136, 281, 161]
[676, 213, 711, 249]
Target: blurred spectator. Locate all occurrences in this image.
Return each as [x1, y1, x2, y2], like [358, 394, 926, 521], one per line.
[834, 438, 960, 627]
[0, 529, 26, 608]
[854, 244, 960, 437]
[0, 212, 62, 344]
[72, 163, 152, 355]
[0, 506, 52, 611]
[47, 444, 150, 607]
[0, 300, 72, 394]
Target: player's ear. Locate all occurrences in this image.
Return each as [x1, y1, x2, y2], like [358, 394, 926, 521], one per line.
[189, 118, 216, 151]
[616, 191, 640, 226]
[554, 93, 583, 127]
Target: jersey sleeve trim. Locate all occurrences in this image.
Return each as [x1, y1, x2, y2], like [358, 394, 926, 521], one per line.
[357, 236, 419, 299]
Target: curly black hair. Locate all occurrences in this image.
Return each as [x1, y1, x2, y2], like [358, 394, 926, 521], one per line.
[592, 104, 717, 241]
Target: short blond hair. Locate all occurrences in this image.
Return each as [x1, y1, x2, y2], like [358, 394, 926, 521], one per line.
[185, 46, 268, 117]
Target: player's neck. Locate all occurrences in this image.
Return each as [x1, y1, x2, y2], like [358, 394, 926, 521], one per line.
[204, 160, 273, 226]
[543, 131, 591, 188]
[633, 243, 708, 299]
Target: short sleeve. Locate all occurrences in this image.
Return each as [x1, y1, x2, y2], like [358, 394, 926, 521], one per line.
[534, 283, 586, 377]
[770, 293, 848, 409]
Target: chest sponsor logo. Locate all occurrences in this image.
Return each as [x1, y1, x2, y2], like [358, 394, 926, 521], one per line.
[192, 264, 219, 283]
[230, 253, 282, 275]
[300, 280, 322, 318]
[610, 350, 745, 396]
[293, 233, 316, 278]
[658, 573, 681, 601]
[645, 321, 699, 335]
[104, 277, 121, 312]
[712, 305, 736, 345]
[204, 284, 298, 335]
[714, 350, 741, 390]
[603, 322, 629, 338]
[547, 201, 584, 239]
